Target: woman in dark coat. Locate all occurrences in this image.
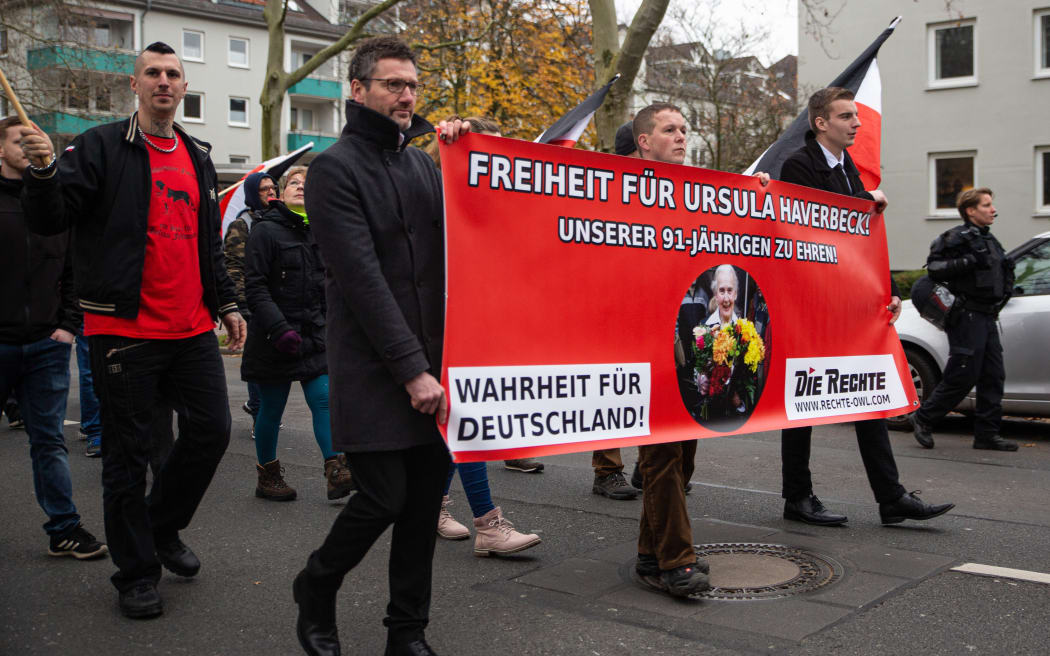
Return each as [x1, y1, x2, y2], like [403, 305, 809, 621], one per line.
[241, 167, 352, 501]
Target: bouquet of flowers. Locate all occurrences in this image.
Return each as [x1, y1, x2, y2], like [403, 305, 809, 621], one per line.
[692, 318, 766, 420]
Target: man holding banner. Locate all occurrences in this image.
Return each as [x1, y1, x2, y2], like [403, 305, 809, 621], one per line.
[778, 87, 954, 527]
[293, 36, 468, 656]
[631, 103, 711, 598]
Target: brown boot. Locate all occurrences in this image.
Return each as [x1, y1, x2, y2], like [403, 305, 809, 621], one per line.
[256, 459, 296, 501]
[324, 454, 355, 500]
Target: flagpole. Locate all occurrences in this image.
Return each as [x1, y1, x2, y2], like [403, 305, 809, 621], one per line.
[0, 64, 32, 128]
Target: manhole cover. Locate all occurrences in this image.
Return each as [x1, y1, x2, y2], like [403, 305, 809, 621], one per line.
[691, 542, 843, 600]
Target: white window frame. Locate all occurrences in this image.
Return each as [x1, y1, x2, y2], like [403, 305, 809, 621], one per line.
[183, 29, 204, 63]
[1036, 146, 1050, 215]
[228, 96, 250, 128]
[182, 92, 205, 123]
[1036, 9, 1050, 79]
[928, 150, 977, 218]
[228, 37, 249, 69]
[927, 19, 977, 89]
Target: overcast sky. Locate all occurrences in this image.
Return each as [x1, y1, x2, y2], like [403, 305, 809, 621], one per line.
[615, 0, 799, 66]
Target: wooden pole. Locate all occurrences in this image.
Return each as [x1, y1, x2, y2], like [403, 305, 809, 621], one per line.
[0, 63, 33, 127]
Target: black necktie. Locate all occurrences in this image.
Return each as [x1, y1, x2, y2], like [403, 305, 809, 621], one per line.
[833, 163, 852, 194]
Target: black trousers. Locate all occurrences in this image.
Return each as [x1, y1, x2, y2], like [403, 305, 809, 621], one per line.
[915, 310, 1004, 439]
[301, 441, 451, 642]
[781, 419, 906, 504]
[89, 331, 231, 592]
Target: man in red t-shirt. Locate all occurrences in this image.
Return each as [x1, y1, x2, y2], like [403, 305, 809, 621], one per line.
[20, 42, 246, 620]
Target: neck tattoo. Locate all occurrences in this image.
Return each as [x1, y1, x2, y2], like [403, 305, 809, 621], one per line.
[138, 126, 179, 153]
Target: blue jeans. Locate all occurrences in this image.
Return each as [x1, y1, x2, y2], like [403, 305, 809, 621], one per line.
[0, 337, 80, 536]
[75, 333, 101, 439]
[443, 461, 495, 518]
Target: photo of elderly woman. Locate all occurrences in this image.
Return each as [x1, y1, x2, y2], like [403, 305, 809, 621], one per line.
[674, 264, 771, 432]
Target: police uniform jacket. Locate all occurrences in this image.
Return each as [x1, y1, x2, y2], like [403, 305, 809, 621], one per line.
[927, 221, 1013, 314]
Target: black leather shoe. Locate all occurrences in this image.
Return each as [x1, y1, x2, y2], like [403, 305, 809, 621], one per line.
[385, 638, 439, 656]
[119, 582, 163, 619]
[879, 490, 955, 524]
[973, 435, 1018, 451]
[912, 418, 935, 449]
[293, 571, 341, 656]
[783, 495, 847, 526]
[155, 537, 200, 577]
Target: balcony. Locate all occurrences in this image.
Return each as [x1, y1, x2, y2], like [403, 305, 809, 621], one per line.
[27, 46, 134, 74]
[32, 111, 113, 135]
[288, 77, 342, 100]
[287, 132, 339, 153]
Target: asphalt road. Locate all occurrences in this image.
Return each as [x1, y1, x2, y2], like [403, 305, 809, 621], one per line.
[1, 350, 1048, 655]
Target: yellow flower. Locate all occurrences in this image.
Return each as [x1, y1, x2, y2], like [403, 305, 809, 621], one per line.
[744, 336, 765, 372]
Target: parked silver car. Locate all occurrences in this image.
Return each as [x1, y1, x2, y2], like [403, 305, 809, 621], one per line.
[890, 231, 1050, 430]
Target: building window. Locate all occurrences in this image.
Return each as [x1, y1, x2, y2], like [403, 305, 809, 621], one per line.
[95, 85, 111, 112]
[228, 37, 249, 68]
[928, 19, 976, 88]
[63, 79, 90, 111]
[228, 97, 249, 127]
[183, 30, 204, 62]
[1037, 146, 1050, 214]
[1037, 9, 1050, 77]
[1, 96, 8, 117]
[0, 29, 8, 56]
[183, 93, 204, 123]
[290, 107, 314, 131]
[230, 155, 249, 164]
[929, 151, 976, 215]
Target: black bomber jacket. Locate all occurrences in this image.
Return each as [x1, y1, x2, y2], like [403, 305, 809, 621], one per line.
[21, 113, 238, 321]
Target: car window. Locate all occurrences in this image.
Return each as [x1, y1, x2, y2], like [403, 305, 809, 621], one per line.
[1013, 240, 1050, 296]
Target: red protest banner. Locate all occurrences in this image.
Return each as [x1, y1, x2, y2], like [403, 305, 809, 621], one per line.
[438, 133, 916, 463]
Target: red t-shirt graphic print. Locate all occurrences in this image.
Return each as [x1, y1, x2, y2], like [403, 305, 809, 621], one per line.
[86, 135, 214, 338]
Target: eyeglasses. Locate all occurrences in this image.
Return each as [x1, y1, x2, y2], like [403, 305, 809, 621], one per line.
[360, 78, 424, 96]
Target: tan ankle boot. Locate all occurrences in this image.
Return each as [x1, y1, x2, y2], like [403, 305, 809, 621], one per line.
[324, 454, 354, 500]
[437, 495, 470, 540]
[473, 507, 541, 557]
[256, 459, 296, 501]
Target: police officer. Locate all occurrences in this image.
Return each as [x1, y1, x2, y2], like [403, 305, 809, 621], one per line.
[913, 187, 1017, 451]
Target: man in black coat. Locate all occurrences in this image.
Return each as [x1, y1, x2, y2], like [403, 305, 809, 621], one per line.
[912, 187, 1017, 451]
[292, 36, 469, 656]
[777, 87, 954, 527]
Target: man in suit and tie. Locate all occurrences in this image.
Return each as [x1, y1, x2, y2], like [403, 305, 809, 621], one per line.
[776, 87, 955, 527]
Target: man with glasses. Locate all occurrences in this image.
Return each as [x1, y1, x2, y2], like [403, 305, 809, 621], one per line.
[291, 36, 467, 656]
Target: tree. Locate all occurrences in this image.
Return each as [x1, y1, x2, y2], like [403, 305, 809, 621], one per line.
[403, 0, 592, 143]
[259, 0, 406, 158]
[0, 0, 136, 149]
[589, 0, 670, 153]
[641, 2, 799, 172]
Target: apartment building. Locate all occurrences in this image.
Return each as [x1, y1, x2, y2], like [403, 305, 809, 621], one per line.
[796, 0, 1050, 268]
[1, 0, 351, 177]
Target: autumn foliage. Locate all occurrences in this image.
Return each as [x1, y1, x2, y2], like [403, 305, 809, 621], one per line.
[401, 0, 595, 146]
